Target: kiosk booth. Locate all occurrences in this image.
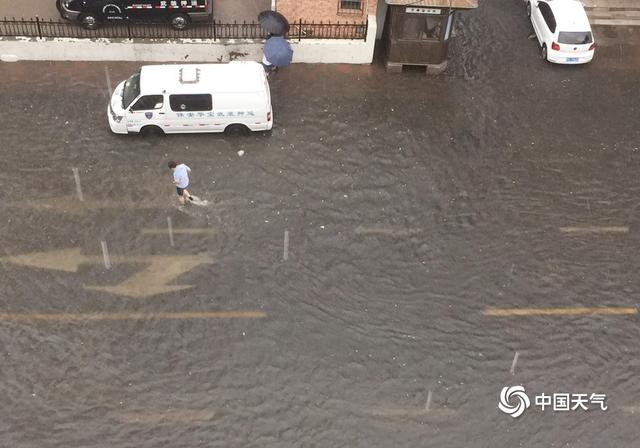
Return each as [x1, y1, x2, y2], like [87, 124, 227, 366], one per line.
[381, 0, 478, 74]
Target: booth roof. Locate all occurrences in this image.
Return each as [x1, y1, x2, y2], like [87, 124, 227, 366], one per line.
[385, 0, 478, 8]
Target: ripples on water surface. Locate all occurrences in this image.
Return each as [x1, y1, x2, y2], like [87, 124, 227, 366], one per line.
[1, 1, 640, 446]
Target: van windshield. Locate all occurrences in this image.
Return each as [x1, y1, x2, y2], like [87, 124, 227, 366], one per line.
[122, 69, 141, 109]
[558, 32, 593, 45]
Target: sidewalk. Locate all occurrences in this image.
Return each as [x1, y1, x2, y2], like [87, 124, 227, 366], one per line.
[582, 0, 640, 26]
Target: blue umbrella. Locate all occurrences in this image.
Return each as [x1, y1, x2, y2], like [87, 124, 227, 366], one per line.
[264, 36, 293, 67]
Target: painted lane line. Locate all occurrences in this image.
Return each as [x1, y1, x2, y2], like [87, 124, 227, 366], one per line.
[104, 65, 113, 98]
[100, 240, 111, 270]
[0, 311, 267, 322]
[283, 230, 289, 261]
[559, 226, 629, 234]
[72, 168, 84, 202]
[425, 390, 432, 411]
[510, 351, 519, 375]
[484, 307, 638, 317]
[167, 217, 174, 247]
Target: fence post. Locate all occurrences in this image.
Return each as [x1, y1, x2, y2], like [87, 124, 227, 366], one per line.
[364, 17, 368, 41]
[298, 18, 302, 42]
[126, 20, 132, 39]
[35, 16, 42, 39]
[212, 19, 217, 41]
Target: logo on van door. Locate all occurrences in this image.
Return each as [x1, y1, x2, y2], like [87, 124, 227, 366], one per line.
[145, 112, 153, 119]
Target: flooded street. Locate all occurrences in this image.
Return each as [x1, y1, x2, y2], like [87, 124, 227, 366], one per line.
[1, 1, 640, 446]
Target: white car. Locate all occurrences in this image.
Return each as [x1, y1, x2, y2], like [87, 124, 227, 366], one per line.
[526, 0, 596, 64]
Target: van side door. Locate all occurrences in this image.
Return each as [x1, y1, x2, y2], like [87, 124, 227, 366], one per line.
[126, 94, 165, 133]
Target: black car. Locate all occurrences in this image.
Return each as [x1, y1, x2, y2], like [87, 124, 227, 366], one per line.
[56, 0, 212, 30]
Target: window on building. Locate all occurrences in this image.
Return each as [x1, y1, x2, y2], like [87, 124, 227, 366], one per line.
[339, 0, 363, 13]
[169, 94, 213, 112]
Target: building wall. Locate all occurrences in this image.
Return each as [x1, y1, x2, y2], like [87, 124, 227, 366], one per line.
[276, 0, 376, 23]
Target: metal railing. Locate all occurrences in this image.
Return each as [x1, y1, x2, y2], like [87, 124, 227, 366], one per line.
[0, 17, 368, 41]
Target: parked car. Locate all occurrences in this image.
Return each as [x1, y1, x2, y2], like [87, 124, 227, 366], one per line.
[56, 0, 212, 30]
[526, 0, 596, 64]
[108, 62, 273, 136]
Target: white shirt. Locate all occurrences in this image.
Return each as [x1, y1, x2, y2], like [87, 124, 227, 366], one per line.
[173, 164, 191, 188]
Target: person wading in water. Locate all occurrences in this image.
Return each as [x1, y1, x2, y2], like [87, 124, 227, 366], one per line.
[168, 160, 194, 205]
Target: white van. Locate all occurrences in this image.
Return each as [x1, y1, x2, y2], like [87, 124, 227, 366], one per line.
[108, 61, 273, 136]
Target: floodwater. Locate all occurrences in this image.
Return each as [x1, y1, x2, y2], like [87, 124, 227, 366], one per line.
[1, 1, 640, 447]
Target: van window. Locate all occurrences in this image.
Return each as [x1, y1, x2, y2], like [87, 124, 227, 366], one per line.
[131, 95, 164, 111]
[169, 94, 213, 112]
[122, 69, 141, 109]
[558, 32, 593, 45]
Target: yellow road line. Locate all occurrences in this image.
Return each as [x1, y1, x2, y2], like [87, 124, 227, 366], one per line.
[559, 226, 629, 234]
[484, 307, 637, 317]
[0, 311, 267, 322]
[141, 228, 216, 235]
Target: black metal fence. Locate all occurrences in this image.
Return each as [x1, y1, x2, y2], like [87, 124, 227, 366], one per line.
[0, 17, 368, 41]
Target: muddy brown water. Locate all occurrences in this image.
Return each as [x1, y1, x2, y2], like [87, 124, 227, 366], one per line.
[1, 1, 640, 447]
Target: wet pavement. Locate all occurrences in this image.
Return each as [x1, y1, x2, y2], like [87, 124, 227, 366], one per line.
[1, 1, 640, 447]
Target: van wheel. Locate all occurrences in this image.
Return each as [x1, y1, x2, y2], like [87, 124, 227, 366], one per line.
[139, 125, 165, 137]
[224, 124, 250, 136]
[80, 14, 100, 30]
[526, 2, 531, 18]
[541, 44, 548, 61]
[170, 13, 190, 30]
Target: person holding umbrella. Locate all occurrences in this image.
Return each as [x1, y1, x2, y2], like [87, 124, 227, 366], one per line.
[258, 10, 293, 74]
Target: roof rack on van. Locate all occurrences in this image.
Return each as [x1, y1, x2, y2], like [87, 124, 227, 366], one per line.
[179, 67, 201, 84]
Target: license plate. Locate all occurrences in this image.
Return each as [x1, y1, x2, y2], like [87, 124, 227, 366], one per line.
[566, 57, 579, 62]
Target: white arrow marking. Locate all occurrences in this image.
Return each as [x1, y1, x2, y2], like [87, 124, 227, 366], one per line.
[1, 249, 214, 298]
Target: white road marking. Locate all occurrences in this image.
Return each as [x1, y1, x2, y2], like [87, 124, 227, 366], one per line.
[510, 351, 519, 375]
[104, 65, 113, 98]
[283, 230, 289, 261]
[100, 240, 111, 270]
[72, 168, 83, 202]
